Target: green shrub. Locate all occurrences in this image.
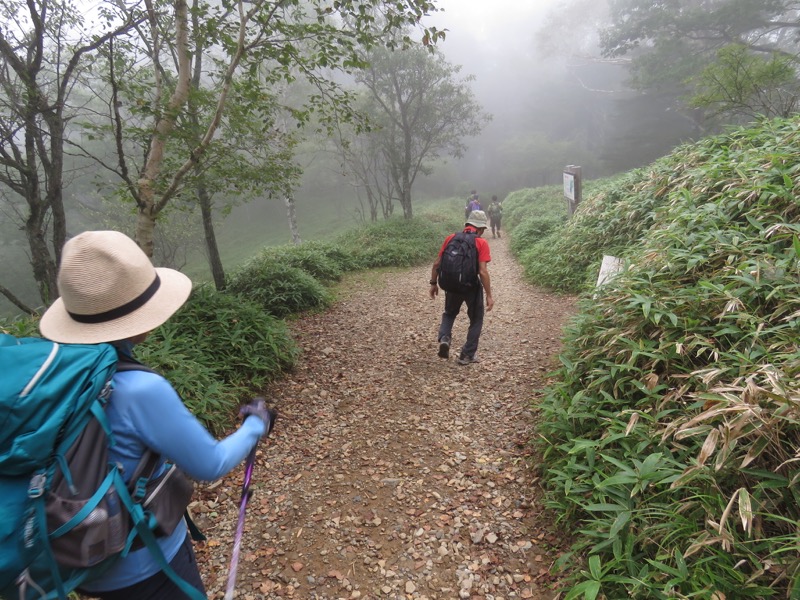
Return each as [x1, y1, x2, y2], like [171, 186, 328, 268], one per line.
[536, 116, 800, 598]
[132, 343, 240, 435]
[502, 185, 567, 231]
[141, 284, 298, 432]
[0, 316, 40, 337]
[508, 213, 567, 257]
[512, 173, 657, 293]
[335, 216, 458, 269]
[268, 241, 356, 283]
[0, 288, 298, 434]
[228, 259, 333, 317]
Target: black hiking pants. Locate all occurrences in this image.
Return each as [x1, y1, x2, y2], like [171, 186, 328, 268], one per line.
[437, 286, 484, 360]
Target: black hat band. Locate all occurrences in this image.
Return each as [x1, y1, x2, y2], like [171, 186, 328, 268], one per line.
[68, 274, 162, 324]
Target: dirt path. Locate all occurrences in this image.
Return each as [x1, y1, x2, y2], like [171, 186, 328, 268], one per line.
[194, 235, 578, 600]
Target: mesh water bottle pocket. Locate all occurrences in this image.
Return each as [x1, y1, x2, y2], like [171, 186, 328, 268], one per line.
[46, 487, 128, 568]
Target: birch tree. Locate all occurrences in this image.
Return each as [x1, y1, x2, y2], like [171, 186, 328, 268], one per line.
[96, 0, 443, 258]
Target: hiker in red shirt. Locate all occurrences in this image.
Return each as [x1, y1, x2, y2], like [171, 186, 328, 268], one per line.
[429, 211, 494, 365]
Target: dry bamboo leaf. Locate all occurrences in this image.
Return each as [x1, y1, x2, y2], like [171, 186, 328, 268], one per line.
[674, 425, 713, 441]
[625, 412, 640, 436]
[643, 373, 659, 391]
[740, 435, 771, 469]
[738, 489, 753, 536]
[742, 377, 761, 404]
[782, 309, 800, 323]
[715, 437, 733, 471]
[680, 406, 740, 430]
[717, 297, 744, 318]
[670, 465, 702, 489]
[684, 532, 714, 558]
[718, 488, 742, 535]
[698, 368, 726, 385]
[697, 429, 720, 466]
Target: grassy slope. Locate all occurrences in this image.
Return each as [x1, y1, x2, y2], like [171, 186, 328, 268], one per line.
[503, 117, 800, 598]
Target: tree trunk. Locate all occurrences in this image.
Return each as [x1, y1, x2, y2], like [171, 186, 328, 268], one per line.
[198, 180, 226, 289]
[135, 191, 159, 257]
[401, 184, 413, 219]
[24, 206, 58, 306]
[188, 15, 227, 290]
[285, 194, 302, 245]
[42, 111, 68, 265]
[0, 283, 37, 316]
[366, 188, 378, 222]
[21, 80, 60, 305]
[135, 0, 191, 258]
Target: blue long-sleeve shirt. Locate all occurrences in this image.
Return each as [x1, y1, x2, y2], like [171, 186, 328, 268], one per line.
[81, 355, 265, 592]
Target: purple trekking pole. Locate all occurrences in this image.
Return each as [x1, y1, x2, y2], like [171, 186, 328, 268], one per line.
[225, 403, 275, 600]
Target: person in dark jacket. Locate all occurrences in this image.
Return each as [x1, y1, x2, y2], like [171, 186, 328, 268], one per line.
[429, 211, 494, 365]
[487, 195, 503, 238]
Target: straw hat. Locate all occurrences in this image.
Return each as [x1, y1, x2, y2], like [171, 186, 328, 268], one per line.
[465, 210, 488, 229]
[39, 231, 192, 344]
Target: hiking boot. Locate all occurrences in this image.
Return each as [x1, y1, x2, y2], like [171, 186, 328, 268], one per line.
[457, 354, 479, 365]
[438, 337, 450, 359]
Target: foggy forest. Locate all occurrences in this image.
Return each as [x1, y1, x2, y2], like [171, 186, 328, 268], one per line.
[3, 1, 800, 599]
[1, 0, 743, 315]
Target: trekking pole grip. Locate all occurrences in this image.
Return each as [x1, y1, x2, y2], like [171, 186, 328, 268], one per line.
[240, 397, 277, 436]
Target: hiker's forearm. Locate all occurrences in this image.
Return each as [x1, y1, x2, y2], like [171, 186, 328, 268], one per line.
[430, 257, 442, 284]
[480, 271, 491, 297]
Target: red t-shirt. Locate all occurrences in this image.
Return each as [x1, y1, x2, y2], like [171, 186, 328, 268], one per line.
[438, 227, 491, 263]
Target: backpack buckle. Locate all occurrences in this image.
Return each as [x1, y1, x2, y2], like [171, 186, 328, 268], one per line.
[99, 380, 113, 401]
[132, 476, 148, 501]
[28, 472, 47, 498]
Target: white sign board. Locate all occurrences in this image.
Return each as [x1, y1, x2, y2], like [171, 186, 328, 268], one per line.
[563, 172, 575, 201]
[596, 255, 623, 287]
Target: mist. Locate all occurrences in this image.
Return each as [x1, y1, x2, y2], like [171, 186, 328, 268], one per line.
[0, 0, 704, 317]
[409, 0, 700, 200]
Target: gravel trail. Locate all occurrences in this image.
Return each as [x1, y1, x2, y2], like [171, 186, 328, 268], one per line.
[194, 234, 578, 600]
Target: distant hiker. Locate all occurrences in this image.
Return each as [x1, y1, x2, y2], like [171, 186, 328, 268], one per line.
[36, 231, 276, 600]
[487, 195, 503, 238]
[429, 211, 494, 365]
[464, 190, 481, 219]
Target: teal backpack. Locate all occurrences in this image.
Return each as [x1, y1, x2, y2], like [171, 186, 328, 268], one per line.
[0, 334, 204, 600]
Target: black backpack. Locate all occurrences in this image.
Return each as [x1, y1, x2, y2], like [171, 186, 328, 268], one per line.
[437, 231, 479, 294]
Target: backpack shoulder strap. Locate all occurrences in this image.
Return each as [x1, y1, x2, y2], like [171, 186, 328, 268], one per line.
[115, 354, 158, 375]
[113, 355, 162, 492]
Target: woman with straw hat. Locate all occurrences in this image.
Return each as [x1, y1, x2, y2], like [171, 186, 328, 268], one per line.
[39, 230, 274, 599]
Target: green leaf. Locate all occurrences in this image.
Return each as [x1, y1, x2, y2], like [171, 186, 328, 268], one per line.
[588, 554, 602, 580]
[564, 580, 601, 600]
[609, 511, 631, 537]
[644, 559, 682, 577]
[584, 503, 628, 512]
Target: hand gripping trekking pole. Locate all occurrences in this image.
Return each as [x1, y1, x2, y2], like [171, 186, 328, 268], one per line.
[224, 403, 276, 600]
